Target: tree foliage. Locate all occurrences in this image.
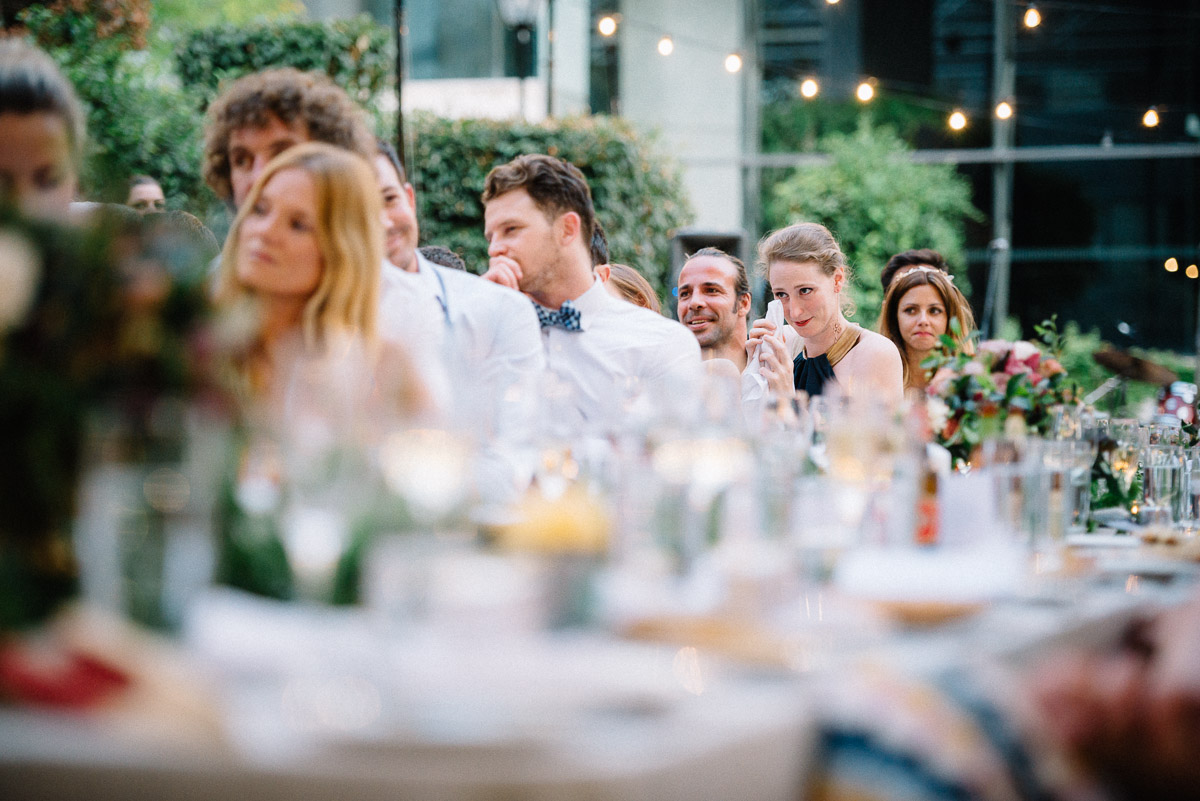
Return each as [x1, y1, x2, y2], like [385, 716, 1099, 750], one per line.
[175, 16, 394, 109]
[18, 1, 210, 211]
[152, 0, 302, 31]
[766, 118, 982, 322]
[408, 113, 693, 298]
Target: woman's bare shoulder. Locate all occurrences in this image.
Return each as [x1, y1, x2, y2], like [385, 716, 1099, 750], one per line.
[853, 327, 902, 363]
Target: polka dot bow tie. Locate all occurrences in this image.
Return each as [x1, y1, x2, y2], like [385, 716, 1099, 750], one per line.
[535, 300, 583, 332]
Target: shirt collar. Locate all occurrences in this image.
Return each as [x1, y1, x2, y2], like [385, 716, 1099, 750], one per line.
[559, 277, 615, 331]
[413, 251, 445, 302]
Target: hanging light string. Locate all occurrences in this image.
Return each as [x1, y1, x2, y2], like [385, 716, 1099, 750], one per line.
[575, 0, 1190, 136]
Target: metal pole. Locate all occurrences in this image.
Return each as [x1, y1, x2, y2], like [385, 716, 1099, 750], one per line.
[545, 0, 554, 118]
[393, 0, 406, 173]
[742, 0, 762, 309]
[990, 0, 1015, 335]
[1195, 247, 1200, 387]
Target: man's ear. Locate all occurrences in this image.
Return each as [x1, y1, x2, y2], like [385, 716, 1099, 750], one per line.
[737, 291, 752, 317]
[595, 263, 612, 283]
[404, 182, 416, 209]
[557, 210, 581, 246]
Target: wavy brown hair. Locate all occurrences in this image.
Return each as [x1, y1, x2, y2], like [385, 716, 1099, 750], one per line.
[482, 154, 597, 247]
[203, 68, 375, 206]
[877, 267, 975, 388]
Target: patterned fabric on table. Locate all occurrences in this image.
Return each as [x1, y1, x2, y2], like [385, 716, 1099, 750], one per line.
[801, 663, 1096, 801]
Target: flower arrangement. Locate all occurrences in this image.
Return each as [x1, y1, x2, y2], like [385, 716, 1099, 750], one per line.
[0, 206, 221, 629]
[924, 318, 1074, 468]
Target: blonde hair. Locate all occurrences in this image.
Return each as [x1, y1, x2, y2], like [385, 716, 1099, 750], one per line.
[757, 222, 855, 316]
[877, 267, 976, 388]
[607, 263, 661, 313]
[216, 142, 382, 353]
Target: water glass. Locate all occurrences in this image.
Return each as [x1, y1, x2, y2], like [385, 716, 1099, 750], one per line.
[1184, 446, 1200, 534]
[1142, 444, 1184, 528]
[1044, 439, 1098, 534]
[1048, 403, 1082, 440]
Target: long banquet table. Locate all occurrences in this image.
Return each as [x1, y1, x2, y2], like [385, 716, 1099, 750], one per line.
[1, 537, 1196, 801]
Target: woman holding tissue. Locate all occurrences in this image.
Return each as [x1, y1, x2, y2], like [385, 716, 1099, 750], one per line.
[877, 262, 975, 394]
[746, 223, 903, 405]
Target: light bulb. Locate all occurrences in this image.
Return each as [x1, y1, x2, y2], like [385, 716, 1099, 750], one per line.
[948, 110, 967, 130]
[800, 78, 819, 99]
[1143, 107, 1160, 127]
[995, 101, 1014, 120]
[597, 16, 617, 37]
[1023, 5, 1041, 28]
[657, 36, 674, 56]
[1165, 257, 1179, 272]
[724, 53, 743, 73]
[856, 81, 875, 102]
[1188, 264, 1199, 279]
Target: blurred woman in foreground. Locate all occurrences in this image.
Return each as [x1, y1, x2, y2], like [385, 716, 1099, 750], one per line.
[0, 38, 84, 220]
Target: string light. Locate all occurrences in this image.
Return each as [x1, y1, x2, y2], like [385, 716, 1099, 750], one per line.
[856, 81, 875, 102]
[657, 36, 674, 56]
[724, 53, 743, 73]
[948, 110, 968, 130]
[995, 101, 1014, 120]
[1166, 257, 1179, 272]
[1143, 107, 1160, 127]
[800, 78, 819, 99]
[597, 15, 617, 37]
[1023, 5, 1041, 28]
[826, 0, 840, 4]
[1188, 264, 1199, 279]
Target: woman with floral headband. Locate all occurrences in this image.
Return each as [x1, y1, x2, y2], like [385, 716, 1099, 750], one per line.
[877, 261, 976, 394]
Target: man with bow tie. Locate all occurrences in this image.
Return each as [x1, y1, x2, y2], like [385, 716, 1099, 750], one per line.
[481, 154, 701, 434]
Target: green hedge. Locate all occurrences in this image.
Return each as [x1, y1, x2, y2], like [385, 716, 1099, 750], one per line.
[407, 113, 693, 298]
[176, 15, 393, 108]
[20, 2, 211, 211]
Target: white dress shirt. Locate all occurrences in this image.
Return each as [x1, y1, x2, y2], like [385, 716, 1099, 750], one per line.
[378, 253, 545, 507]
[539, 278, 703, 435]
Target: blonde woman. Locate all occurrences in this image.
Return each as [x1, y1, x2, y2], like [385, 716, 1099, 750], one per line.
[877, 263, 976, 394]
[214, 142, 426, 601]
[215, 142, 384, 389]
[747, 222, 903, 405]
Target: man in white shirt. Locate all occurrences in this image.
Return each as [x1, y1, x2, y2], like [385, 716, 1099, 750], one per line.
[374, 142, 545, 502]
[480, 154, 702, 434]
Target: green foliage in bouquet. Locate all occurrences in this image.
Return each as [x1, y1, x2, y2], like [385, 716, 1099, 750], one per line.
[0, 207, 218, 629]
[924, 316, 1075, 468]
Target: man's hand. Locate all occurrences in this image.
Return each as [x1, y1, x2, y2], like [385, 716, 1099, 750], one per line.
[482, 255, 522, 290]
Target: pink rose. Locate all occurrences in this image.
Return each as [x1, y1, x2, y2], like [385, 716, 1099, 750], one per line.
[928, 367, 955, 397]
[1010, 340, 1040, 362]
[978, 340, 1011, 358]
[963, 360, 986, 377]
[1038, 357, 1065, 377]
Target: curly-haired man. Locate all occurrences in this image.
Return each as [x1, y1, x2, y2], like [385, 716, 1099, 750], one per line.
[202, 68, 375, 210]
